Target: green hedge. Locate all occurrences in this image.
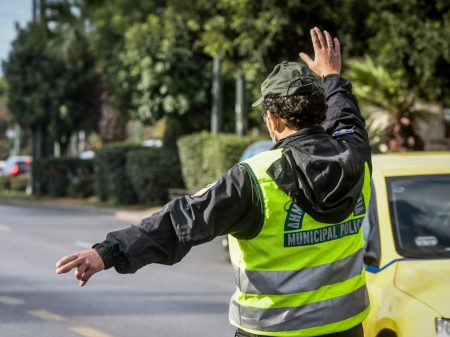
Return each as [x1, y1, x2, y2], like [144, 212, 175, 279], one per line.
[126, 148, 184, 205]
[10, 176, 29, 192]
[95, 143, 140, 205]
[33, 158, 95, 197]
[177, 132, 256, 191]
[0, 176, 10, 191]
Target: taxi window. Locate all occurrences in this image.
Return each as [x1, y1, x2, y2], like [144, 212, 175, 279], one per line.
[387, 174, 450, 258]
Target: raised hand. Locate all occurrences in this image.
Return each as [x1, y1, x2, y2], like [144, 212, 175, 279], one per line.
[56, 249, 105, 287]
[299, 27, 341, 77]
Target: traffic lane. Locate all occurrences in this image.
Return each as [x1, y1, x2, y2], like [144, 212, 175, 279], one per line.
[0, 203, 236, 337]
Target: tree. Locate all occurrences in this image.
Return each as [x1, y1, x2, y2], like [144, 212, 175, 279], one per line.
[79, 0, 166, 143]
[119, 8, 211, 145]
[2, 4, 101, 157]
[0, 78, 11, 159]
[346, 56, 433, 152]
[199, 0, 374, 125]
[44, 1, 102, 153]
[367, 0, 450, 106]
[3, 23, 61, 159]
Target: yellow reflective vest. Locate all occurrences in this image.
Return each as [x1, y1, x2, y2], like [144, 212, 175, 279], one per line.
[229, 148, 371, 336]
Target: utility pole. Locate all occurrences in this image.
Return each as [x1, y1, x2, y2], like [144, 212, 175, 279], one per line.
[211, 57, 223, 134]
[31, 0, 46, 195]
[235, 72, 247, 136]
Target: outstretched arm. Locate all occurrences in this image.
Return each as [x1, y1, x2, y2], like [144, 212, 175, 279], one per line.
[300, 27, 371, 159]
[55, 165, 262, 286]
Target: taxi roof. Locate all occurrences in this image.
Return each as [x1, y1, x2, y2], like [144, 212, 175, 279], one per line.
[372, 152, 450, 177]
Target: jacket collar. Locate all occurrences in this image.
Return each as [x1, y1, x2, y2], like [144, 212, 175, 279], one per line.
[271, 126, 327, 150]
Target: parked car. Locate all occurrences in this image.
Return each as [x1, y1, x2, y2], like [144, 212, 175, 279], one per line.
[239, 140, 273, 161]
[0, 160, 5, 175]
[142, 138, 163, 148]
[2, 156, 32, 176]
[363, 152, 450, 337]
[78, 150, 95, 160]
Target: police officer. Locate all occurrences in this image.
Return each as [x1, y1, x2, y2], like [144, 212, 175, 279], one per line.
[56, 27, 372, 337]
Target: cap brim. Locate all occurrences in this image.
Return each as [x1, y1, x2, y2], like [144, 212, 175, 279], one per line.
[252, 97, 264, 107]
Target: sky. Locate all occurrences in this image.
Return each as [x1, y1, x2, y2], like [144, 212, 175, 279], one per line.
[0, 0, 32, 73]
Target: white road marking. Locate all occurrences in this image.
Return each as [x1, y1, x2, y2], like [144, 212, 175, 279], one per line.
[26, 309, 66, 322]
[74, 241, 93, 249]
[0, 224, 10, 231]
[69, 326, 115, 337]
[0, 296, 24, 305]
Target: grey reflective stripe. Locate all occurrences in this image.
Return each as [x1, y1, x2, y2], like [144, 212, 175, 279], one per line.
[230, 285, 369, 332]
[233, 249, 365, 295]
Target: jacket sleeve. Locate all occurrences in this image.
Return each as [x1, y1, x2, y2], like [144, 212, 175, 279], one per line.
[93, 164, 262, 274]
[322, 74, 372, 168]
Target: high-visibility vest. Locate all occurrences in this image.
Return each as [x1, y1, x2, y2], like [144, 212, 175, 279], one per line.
[229, 148, 371, 337]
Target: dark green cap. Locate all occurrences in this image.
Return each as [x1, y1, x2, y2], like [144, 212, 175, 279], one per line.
[252, 61, 319, 107]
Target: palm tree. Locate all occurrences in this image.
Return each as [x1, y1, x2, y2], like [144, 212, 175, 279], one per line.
[345, 56, 433, 152]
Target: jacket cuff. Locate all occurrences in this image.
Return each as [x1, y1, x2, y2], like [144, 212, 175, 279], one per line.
[92, 242, 115, 270]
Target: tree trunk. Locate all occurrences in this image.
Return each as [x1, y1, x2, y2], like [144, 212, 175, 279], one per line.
[99, 97, 127, 144]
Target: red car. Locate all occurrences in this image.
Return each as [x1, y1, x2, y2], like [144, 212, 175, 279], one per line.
[2, 156, 32, 176]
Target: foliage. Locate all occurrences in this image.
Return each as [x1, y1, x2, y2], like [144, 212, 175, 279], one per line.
[95, 143, 140, 204]
[80, 0, 163, 113]
[346, 57, 433, 151]
[67, 175, 96, 198]
[199, 0, 373, 108]
[3, 23, 62, 130]
[177, 132, 256, 191]
[0, 176, 10, 191]
[118, 7, 211, 145]
[2, 18, 101, 155]
[126, 147, 184, 205]
[33, 158, 95, 197]
[10, 176, 30, 193]
[367, 0, 450, 106]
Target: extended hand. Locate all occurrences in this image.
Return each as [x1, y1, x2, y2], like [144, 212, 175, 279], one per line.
[299, 27, 341, 77]
[56, 249, 105, 287]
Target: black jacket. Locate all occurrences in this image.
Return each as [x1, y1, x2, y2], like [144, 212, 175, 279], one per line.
[93, 74, 372, 274]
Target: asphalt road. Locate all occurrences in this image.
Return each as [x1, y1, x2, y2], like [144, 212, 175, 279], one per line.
[0, 203, 236, 337]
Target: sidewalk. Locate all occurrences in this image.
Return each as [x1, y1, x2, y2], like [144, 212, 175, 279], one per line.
[0, 195, 160, 223]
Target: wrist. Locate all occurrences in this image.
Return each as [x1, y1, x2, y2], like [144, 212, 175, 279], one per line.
[322, 71, 340, 77]
[92, 243, 114, 270]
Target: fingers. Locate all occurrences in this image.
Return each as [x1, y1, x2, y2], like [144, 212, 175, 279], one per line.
[74, 261, 89, 280]
[334, 37, 341, 56]
[310, 28, 321, 54]
[56, 255, 82, 274]
[79, 269, 96, 287]
[299, 52, 313, 66]
[324, 30, 334, 49]
[314, 27, 327, 50]
[56, 254, 77, 269]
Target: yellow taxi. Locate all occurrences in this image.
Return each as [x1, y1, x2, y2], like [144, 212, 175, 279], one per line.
[363, 153, 450, 337]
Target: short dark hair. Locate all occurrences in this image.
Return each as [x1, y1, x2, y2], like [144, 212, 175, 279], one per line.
[262, 77, 327, 130]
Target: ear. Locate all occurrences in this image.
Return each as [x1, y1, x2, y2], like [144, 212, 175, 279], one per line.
[266, 110, 279, 129]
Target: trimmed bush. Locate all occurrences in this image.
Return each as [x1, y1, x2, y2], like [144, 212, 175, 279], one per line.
[67, 175, 96, 198]
[126, 147, 184, 205]
[177, 132, 256, 191]
[10, 176, 30, 192]
[33, 158, 95, 197]
[0, 176, 11, 191]
[95, 143, 140, 205]
[176, 132, 211, 191]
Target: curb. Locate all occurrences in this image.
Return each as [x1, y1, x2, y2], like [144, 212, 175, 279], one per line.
[0, 197, 159, 223]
